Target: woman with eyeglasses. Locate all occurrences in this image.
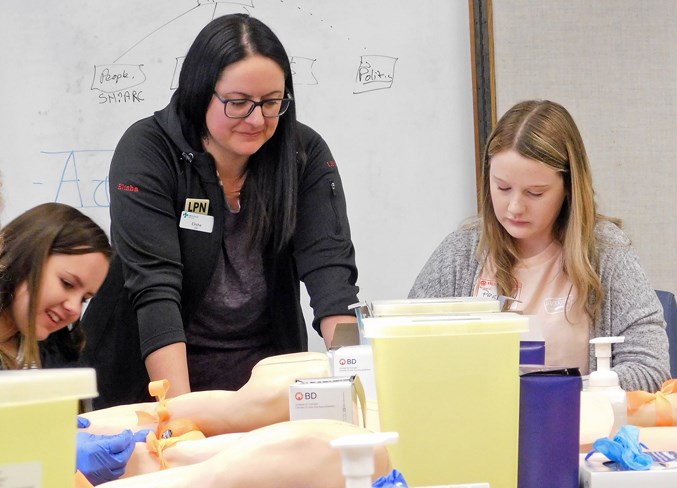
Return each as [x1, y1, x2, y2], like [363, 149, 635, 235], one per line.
[81, 14, 359, 409]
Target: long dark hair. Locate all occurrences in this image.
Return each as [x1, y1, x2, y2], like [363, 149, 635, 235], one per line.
[176, 14, 301, 252]
[0, 203, 112, 368]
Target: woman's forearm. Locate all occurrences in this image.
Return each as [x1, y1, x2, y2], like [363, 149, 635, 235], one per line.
[145, 343, 191, 397]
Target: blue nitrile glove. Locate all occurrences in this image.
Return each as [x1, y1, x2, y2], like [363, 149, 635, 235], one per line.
[372, 469, 409, 487]
[585, 425, 653, 471]
[76, 429, 150, 485]
[133, 429, 153, 443]
[77, 416, 91, 428]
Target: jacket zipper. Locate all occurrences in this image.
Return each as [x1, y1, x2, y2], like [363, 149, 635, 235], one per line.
[329, 179, 342, 234]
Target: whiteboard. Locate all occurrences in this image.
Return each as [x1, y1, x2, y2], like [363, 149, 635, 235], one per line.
[0, 0, 477, 352]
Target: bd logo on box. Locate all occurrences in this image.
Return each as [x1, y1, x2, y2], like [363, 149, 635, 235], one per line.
[339, 358, 357, 365]
[295, 392, 317, 400]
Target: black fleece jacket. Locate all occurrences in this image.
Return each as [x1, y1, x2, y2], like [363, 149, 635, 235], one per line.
[80, 96, 359, 408]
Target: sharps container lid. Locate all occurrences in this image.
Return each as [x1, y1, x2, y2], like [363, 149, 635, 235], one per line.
[0, 368, 98, 405]
[370, 297, 500, 317]
[363, 312, 528, 338]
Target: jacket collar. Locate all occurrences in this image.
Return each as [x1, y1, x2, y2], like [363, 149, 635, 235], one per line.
[154, 92, 218, 183]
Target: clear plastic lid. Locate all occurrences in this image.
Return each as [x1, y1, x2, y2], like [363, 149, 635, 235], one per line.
[363, 312, 528, 338]
[0, 368, 98, 406]
[370, 297, 500, 317]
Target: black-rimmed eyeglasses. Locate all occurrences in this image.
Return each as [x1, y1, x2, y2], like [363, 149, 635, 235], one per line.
[213, 92, 293, 119]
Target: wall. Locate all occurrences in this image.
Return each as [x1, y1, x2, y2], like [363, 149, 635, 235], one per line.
[492, 0, 677, 298]
[0, 0, 478, 351]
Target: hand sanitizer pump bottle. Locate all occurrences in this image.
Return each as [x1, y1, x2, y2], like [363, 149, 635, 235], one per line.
[588, 336, 627, 436]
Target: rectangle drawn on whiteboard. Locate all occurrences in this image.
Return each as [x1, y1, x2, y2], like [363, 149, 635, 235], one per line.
[354, 55, 397, 94]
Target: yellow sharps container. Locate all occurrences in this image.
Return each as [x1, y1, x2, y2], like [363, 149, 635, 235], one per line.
[0, 368, 98, 487]
[364, 313, 527, 488]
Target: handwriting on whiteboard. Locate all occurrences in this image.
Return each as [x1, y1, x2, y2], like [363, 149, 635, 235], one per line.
[354, 55, 398, 94]
[87, 0, 397, 102]
[40, 1, 401, 208]
[40, 150, 112, 209]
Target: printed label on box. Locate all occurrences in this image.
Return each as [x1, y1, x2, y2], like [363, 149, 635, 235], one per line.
[289, 375, 366, 426]
[331, 345, 378, 402]
[649, 451, 677, 468]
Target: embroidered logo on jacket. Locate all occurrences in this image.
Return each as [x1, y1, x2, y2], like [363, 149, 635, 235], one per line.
[117, 183, 139, 192]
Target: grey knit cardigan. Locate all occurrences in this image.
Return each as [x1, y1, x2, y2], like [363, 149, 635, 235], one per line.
[409, 220, 670, 392]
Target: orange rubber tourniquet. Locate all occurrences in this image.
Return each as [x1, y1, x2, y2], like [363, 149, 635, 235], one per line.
[136, 379, 205, 469]
[627, 379, 677, 427]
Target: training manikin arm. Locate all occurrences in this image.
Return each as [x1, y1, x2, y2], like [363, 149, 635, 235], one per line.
[99, 419, 392, 488]
[626, 379, 677, 428]
[120, 433, 243, 477]
[627, 396, 677, 427]
[82, 352, 331, 437]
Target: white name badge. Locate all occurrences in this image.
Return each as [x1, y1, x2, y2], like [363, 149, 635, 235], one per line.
[477, 279, 498, 300]
[179, 211, 214, 233]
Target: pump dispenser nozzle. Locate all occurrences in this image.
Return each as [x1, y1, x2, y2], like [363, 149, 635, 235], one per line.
[587, 336, 627, 436]
[589, 336, 625, 387]
[331, 431, 398, 488]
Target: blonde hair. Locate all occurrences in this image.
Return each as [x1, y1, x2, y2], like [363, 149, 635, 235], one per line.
[478, 100, 616, 319]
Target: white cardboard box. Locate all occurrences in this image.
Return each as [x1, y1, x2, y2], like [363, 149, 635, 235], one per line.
[289, 376, 366, 426]
[580, 452, 677, 487]
[330, 344, 377, 402]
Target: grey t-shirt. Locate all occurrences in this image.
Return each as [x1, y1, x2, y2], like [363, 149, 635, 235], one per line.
[186, 208, 275, 391]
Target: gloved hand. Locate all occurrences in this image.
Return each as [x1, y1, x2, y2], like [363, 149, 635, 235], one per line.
[76, 429, 152, 485]
[77, 416, 91, 428]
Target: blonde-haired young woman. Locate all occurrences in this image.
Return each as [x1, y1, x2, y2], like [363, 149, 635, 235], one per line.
[410, 100, 670, 392]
